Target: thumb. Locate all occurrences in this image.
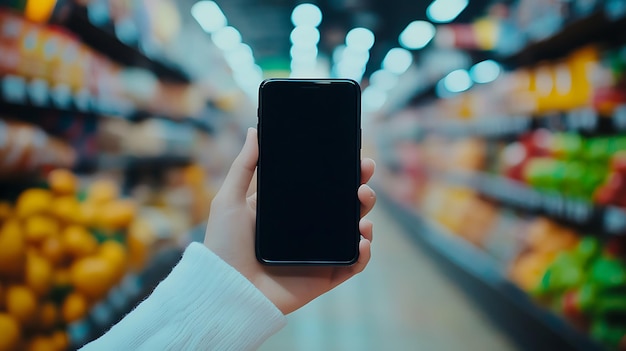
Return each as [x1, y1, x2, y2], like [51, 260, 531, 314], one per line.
[219, 128, 258, 201]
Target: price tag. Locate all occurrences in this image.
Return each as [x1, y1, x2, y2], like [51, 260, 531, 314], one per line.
[613, 105, 626, 131]
[67, 320, 91, 346]
[28, 79, 49, 107]
[1, 75, 26, 103]
[605, 0, 626, 20]
[604, 206, 626, 235]
[90, 301, 113, 326]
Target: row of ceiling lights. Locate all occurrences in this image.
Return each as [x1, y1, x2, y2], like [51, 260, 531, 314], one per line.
[191, 0, 501, 110]
[191, 1, 263, 100]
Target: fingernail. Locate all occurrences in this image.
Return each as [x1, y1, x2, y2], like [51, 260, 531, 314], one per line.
[364, 184, 375, 198]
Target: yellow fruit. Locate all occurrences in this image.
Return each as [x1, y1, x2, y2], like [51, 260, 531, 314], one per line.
[40, 236, 65, 266]
[48, 169, 78, 196]
[50, 196, 81, 224]
[51, 330, 68, 351]
[96, 200, 136, 229]
[53, 269, 71, 289]
[24, 215, 59, 244]
[6, 285, 38, 325]
[61, 292, 87, 323]
[0, 284, 4, 309]
[61, 225, 97, 258]
[39, 301, 58, 331]
[0, 220, 26, 278]
[127, 230, 149, 272]
[0, 313, 21, 351]
[71, 256, 116, 300]
[99, 241, 127, 283]
[88, 180, 119, 204]
[26, 335, 55, 351]
[16, 189, 53, 218]
[25, 253, 53, 297]
[79, 201, 99, 227]
[0, 202, 12, 221]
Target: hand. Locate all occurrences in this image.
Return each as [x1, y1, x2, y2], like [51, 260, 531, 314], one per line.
[204, 128, 376, 314]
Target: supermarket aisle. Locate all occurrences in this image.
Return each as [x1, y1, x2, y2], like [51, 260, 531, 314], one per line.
[259, 203, 521, 351]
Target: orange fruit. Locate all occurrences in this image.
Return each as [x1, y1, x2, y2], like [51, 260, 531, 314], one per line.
[5, 285, 38, 325]
[88, 180, 119, 204]
[40, 236, 65, 266]
[38, 301, 58, 331]
[24, 215, 59, 244]
[0, 313, 21, 351]
[48, 169, 78, 196]
[61, 225, 97, 258]
[25, 253, 53, 297]
[16, 189, 53, 218]
[0, 201, 12, 221]
[96, 200, 136, 229]
[50, 196, 81, 224]
[51, 330, 68, 351]
[61, 292, 88, 323]
[26, 335, 55, 351]
[0, 220, 26, 278]
[99, 241, 127, 283]
[70, 256, 116, 299]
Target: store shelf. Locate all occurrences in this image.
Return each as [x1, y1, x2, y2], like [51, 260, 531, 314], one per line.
[501, 10, 626, 68]
[59, 4, 190, 83]
[378, 189, 606, 351]
[424, 106, 626, 139]
[0, 75, 212, 134]
[74, 154, 193, 174]
[436, 170, 626, 236]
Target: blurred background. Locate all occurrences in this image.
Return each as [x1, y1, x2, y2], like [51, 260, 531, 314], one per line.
[0, 0, 625, 350]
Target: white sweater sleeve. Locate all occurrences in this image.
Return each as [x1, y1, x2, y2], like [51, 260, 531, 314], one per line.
[81, 242, 287, 351]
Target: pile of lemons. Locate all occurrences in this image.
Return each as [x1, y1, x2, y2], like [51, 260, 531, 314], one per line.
[0, 170, 149, 351]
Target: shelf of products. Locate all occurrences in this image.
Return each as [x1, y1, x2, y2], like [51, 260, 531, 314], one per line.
[422, 106, 626, 139]
[432, 169, 626, 236]
[408, 4, 626, 106]
[58, 4, 190, 84]
[378, 1, 626, 349]
[0, 9, 207, 127]
[379, 190, 606, 351]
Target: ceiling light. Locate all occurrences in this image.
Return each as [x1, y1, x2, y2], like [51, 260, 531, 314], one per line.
[345, 27, 375, 51]
[212, 26, 242, 51]
[191, 1, 227, 33]
[290, 26, 320, 47]
[224, 43, 254, 69]
[362, 86, 387, 112]
[443, 69, 472, 93]
[290, 46, 318, 61]
[470, 60, 501, 84]
[291, 3, 322, 27]
[399, 21, 436, 50]
[427, 0, 469, 23]
[341, 47, 370, 67]
[369, 69, 398, 90]
[382, 48, 413, 75]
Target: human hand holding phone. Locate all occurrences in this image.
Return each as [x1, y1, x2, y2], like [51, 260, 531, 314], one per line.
[204, 128, 376, 314]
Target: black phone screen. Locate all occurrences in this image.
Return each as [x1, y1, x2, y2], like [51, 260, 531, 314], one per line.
[256, 79, 361, 264]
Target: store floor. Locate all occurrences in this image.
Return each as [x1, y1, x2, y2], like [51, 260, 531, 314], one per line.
[259, 203, 522, 351]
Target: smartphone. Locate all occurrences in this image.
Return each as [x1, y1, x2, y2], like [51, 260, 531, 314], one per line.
[256, 78, 361, 265]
